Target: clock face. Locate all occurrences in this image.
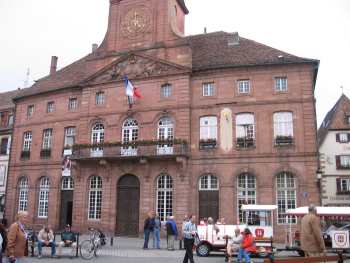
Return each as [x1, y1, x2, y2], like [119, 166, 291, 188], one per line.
[121, 7, 151, 39]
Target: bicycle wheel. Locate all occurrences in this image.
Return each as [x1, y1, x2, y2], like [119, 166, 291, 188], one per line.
[80, 240, 95, 260]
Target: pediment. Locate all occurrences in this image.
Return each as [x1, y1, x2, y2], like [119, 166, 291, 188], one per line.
[84, 53, 191, 85]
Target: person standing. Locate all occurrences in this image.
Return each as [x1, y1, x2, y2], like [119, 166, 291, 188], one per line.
[37, 225, 56, 258]
[5, 211, 28, 263]
[227, 228, 243, 263]
[237, 228, 256, 263]
[143, 212, 154, 249]
[153, 214, 161, 249]
[300, 204, 326, 257]
[0, 219, 7, 263]
[166, 216, 178, 250]
[182, 214, 197, 263]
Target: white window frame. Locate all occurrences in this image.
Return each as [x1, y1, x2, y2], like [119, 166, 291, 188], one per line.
[200, 116, 217, 140]
[275, 77, 288, 92]
[341, 178, 350, 192]
[339, 133, 348, 143]
[237, 80, 250, 94]
[23, 131, 32, 151]
[236, 113, 255, 139]
[276, 172, 297, 224]
[42, 129, 53, 150]
[199, 174, 219, 191]
[202, 83, 214, 97]
[91, 123, 104, 157]
[95, 91, 105, 105]
[0, 165, 6, 186]
[157, 117, 174, 155]
[47, 101, 55, 113]
[27, 105, 34, 118]
[340, 155, 350, 168]
[121, 119, 139, 156]
[38, 177, 50, 218]
[88, 176, 102, 220]
[62, 177, 74, 190]
[68, 98, 77, 111]
[237, 173, 257, 223]
[161, 84, 172, 98]
[156, 174, 173, 222]
[273, 112, 294, 137]
[64, 127, 76, 148]
[18, 177, 29, 212]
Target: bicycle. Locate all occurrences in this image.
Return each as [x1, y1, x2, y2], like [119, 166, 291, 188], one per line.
[79, 227, 106, 260]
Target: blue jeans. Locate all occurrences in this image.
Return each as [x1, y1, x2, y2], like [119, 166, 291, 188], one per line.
[38, 241, 56, 256]
[5, 258, 27, 263]
[237, 248, 251, 263]
[143, 229, 151, 248]
[153, 228, 160, 248]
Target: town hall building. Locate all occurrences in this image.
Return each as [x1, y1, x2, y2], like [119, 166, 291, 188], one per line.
[5, 0, 320, 241]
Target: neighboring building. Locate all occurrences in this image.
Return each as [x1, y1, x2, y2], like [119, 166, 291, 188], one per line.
[318, 94, 350, 206]
[5, 0, 320, 241]
[0, 89, 20, 218]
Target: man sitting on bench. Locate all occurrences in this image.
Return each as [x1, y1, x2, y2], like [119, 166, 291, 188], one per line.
[227, 228, 243, 263]
[58, 224, 77, 257]
[38, 225, 57, 258]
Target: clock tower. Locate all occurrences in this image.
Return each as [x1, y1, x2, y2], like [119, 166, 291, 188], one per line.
[99, 0, 189, 53]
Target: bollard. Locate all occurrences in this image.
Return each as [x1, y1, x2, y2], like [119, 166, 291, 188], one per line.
[179, 239, 183, 250]
[110, 236, 114, 246]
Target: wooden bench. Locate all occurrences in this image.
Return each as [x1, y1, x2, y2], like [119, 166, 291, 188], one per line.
[263, 253, 347, 263]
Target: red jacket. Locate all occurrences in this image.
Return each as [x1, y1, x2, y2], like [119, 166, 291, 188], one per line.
[241, 233, 257, 253]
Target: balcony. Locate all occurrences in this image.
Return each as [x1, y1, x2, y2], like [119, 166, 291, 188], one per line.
[199, 139, 217, 150]
[236, 137, 255, 149]
[71, 139, 189, 161]
[274, 135, 294, 146]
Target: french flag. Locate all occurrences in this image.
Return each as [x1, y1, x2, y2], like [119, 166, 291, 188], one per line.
[124, 76, 141, 99]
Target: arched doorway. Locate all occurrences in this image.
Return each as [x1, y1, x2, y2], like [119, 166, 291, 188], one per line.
[198, 174, 219, 221]
[60, 177, 74, 229]
[116, 175, 140, 236]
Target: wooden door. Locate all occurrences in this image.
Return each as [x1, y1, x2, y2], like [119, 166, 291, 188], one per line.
[116, 175, 140, 236]
[60, 190, 73, 229]
[199, 190, 219, 221]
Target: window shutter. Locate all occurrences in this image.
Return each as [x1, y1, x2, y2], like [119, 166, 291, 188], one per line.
[336, 178, 341, 194]
[336, 133, 340, 142]
[336, 156, 341, 169]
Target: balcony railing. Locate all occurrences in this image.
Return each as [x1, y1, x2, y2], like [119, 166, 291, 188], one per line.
[20, 150, 30, 160]
[199, 139, 217, 150]
[274, 136, 294, 146]
[236, 137, 255, 149]
[71, 140, 189, 160]
[40, 149, 51, 159]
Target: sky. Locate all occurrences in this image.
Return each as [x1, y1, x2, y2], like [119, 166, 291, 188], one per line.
[0, 0, 349, 126]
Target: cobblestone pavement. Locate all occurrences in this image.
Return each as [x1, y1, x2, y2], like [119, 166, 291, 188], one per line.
[25, 237, 348, 263]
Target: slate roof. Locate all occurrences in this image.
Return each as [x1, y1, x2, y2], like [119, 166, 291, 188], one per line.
[14, 31, 319, 100]
[0, 89, 22, 110]
[318, 94, 350, 146]
[177, 0, 189, 14]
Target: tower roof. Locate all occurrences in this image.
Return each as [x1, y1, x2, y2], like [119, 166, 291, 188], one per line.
[177, 0, 189, 14]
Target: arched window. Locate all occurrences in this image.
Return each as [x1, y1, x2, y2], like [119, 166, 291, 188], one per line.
[274, 112, 294, 145]
[121, 119, 138, 156]
[237, 173, 256, 223]
[62, 177, 74, 190]
[38, 177, 50, 218]
[236, 113, 255, 148]
[18, 177, 29, 212]
[276, 172, 297, 224]
[91, 123, 104, 157]
[157, 117, 174, 155]
[156, 174, 173, 222]
[199, 174, 219, 191]
[88, 176, 102, 220]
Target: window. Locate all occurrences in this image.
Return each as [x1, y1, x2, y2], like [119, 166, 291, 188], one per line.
[68, 98, 77, 111]
[0, 165, 5, 186]
[27, 105, 34, 118]
[347, 116, 350, 124]
[88, 176, 102, 220]
[42, 129, 53, 149]
[161, 84, 172, 98]
[237, 80, 250, 94]
[0, 138, 8, 155]
[64, 127, 76, 148]
[237, 173, 256, 223]
[38, 177, 50, 218]
[276, 172, 296, 224]
[47, 101, 54, 113]
[18, 177, 29, 212]
[336, 155, 350, 169]
[200, 117, 217, 140]
[8, 114, 14, 126]
[202, 82, 214, 97]
[199, 174, 219, 191]
[275, 77, 288, 92]
[62, 177, 74, 190]
[121, 119, 138, 156]
[336, 133, 349, 143]
[22, 132, 32, 151]
[95, 91, 105, 105]
[274, 112, 294, 145]
[236, 113, 255, 148]
[336, 178, 350, 194]
[157, 117, 174, 155]
[156, 174, 173, 222]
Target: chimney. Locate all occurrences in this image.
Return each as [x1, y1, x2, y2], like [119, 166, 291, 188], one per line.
[50, 56, 58, 75]
[92, 43, 98, 53]
[204, 27, 207, 34]
[228, 32, 240, 46]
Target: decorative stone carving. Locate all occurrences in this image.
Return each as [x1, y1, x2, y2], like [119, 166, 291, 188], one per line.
[121, 7, 152, 39]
